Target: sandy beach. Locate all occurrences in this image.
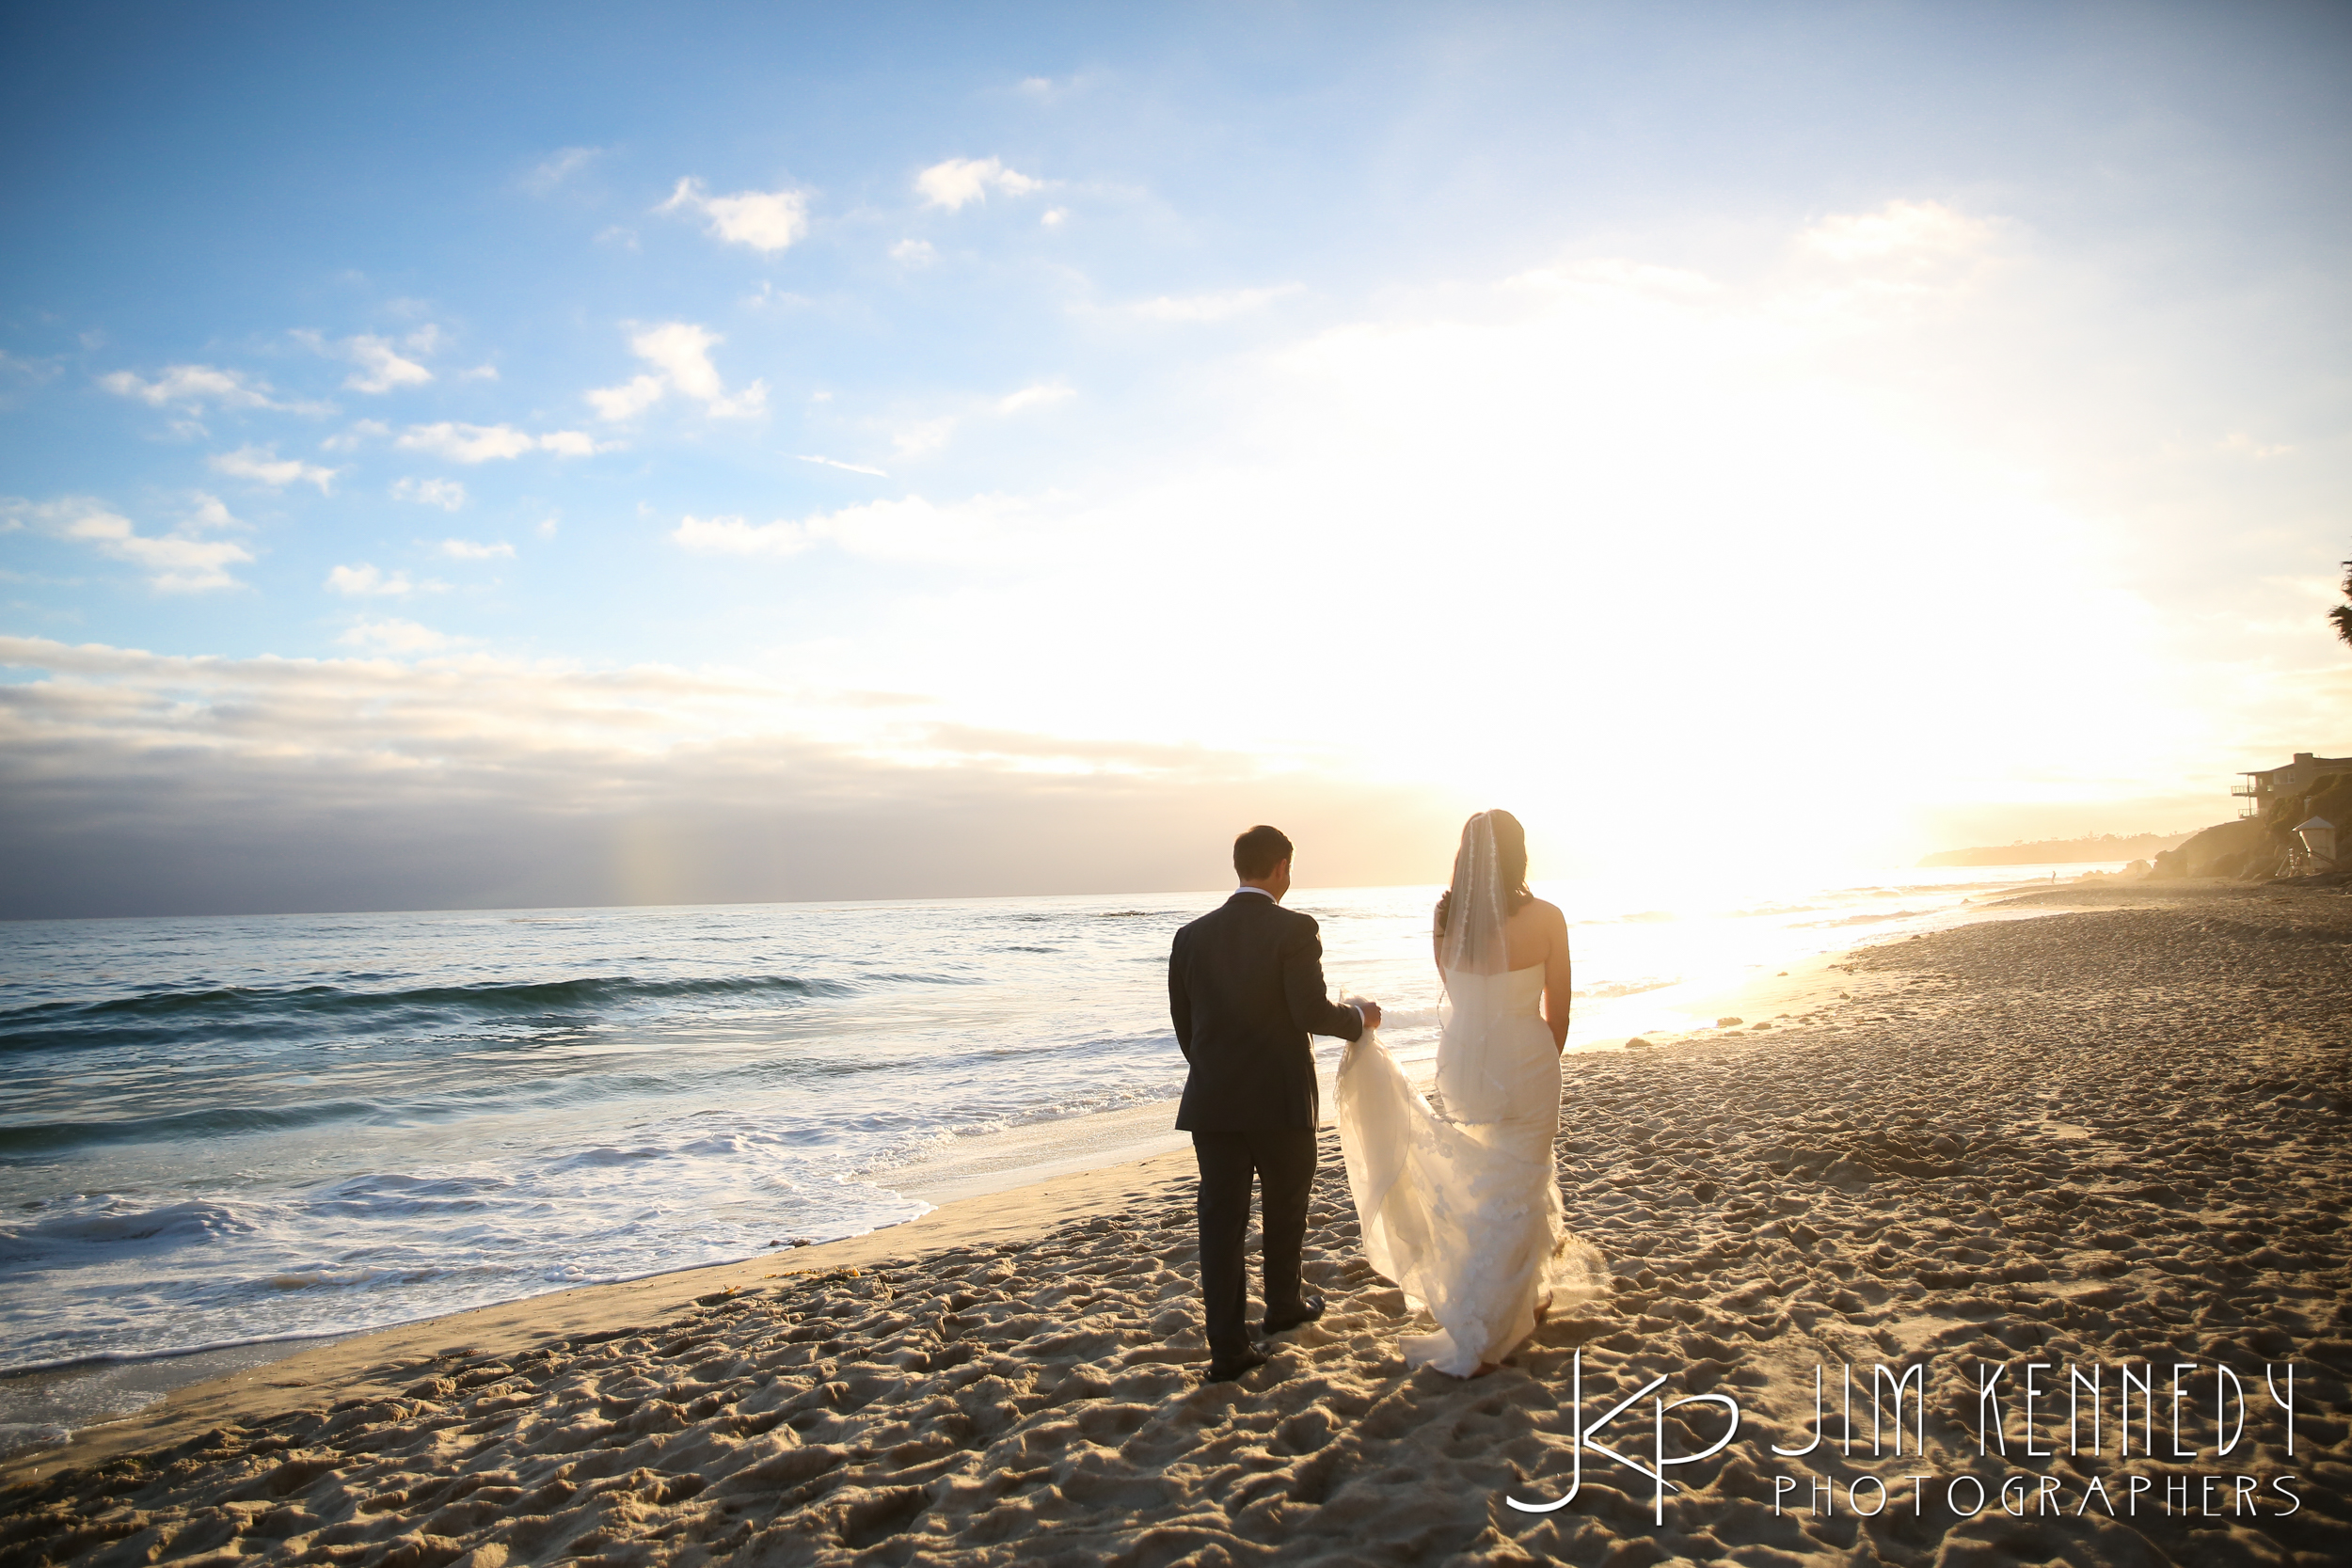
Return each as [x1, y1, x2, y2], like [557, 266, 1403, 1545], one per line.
[4, 880, 2345, 1566]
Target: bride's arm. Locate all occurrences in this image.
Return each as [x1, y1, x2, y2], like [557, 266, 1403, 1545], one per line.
[1541, 904, 1572, 1053]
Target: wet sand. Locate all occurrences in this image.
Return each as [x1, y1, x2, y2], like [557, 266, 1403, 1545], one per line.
[4, 881, 2345, 1566]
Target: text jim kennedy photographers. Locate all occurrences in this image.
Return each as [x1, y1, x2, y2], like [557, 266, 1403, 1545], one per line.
[1506, 1353, 2303, 1524]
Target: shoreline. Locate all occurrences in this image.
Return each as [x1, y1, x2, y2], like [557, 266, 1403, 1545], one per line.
[11, 879, 2342, 1564]
[0, 872, 2079, 1449]
[0, 1146, 1205, 1490]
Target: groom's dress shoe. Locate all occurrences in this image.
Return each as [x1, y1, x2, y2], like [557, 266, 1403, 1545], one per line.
[1262, 1293, 1325, 1334]
[1203, 1346, 1269, 1383]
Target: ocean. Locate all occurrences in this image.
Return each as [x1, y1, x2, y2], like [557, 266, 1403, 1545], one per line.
[0, 863, 2101, 1406]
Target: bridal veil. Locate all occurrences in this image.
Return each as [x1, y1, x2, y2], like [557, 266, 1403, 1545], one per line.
[1437, 807, 1512, 977]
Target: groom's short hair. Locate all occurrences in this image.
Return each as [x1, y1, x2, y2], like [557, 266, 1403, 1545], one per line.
[1232, 825, 1293, 879]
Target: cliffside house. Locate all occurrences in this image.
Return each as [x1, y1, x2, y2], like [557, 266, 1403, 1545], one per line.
[2233, 752, 2352, 818]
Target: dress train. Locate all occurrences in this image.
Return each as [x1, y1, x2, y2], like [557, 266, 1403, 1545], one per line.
[1334, 967, 1607, 1376]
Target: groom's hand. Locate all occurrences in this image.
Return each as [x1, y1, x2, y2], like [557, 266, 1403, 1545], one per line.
[1358, 1000, 1382, 1031]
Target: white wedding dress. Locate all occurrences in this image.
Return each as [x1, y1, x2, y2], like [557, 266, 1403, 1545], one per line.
[1335, 817, 1607, 1376]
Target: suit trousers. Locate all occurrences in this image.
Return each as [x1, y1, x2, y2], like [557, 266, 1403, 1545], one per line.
[1191, 1127, 1317, 1361]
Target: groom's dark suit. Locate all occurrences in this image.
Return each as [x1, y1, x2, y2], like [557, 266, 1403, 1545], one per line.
[1168, 890, 1364, 1367]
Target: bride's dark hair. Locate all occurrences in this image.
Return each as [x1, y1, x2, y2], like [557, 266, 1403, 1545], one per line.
[1433, 808, 1533, 936]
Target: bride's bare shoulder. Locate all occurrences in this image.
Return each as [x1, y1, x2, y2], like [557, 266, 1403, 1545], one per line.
[1527, 898, 1570, 945]
[1506, 896, 1567, 942]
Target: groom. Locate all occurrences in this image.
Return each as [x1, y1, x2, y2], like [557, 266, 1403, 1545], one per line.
[1168, 825, 1381, 1382]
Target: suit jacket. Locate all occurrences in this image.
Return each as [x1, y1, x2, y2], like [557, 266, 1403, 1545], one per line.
[1169, 891, 1364, 1131]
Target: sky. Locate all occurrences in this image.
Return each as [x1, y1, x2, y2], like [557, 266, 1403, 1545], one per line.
[2, 1, 2348, 918]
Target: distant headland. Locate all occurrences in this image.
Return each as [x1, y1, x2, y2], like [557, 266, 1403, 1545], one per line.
[1918, 832, 2192, 868]
[1924, 752, 2352, 880]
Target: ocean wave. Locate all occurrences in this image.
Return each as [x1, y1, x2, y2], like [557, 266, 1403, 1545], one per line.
[848, 971, 988, 987]
[0, 1101, 390, 1156]
[0, 1196, 256, 1255]
[0, 1425, 72, 1459]
[0, 973, 858, 1052]
[549, 1144, 675, 1170]
[1571, 977, 1680, 1001]
[1800, 909, 1931, 928]
[308, 1170, 509, 1218]
[1004, 910, 1178, 924]
[262, 1268, 405, 1292]
[838, 1078, 1188, 1176]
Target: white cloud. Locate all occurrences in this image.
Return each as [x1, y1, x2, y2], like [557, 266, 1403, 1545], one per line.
[633, 323, 729, 403]
[657, 177, 810, 253]
[398, 424, 530, 461]
[344, 334, 433, 393]
[587, 323, 766, 421]
[321, 419, 389, 452]
[211, 445, 339, 493]
[2218, 432, 2295, 460]
[588, 374, 666, 421]
[1041, 208, 1067, 229]
[1010, 72, 1092, 104]
[1800, 199, 1994, 265]
[914, 157, 1041, 211]
[1126, 285, 1303, 323]
[889, 239, 936, 265]
[459, 363, 500, 382]
[100, 364, 279, 411]
[326, 562, 421, 596]
[1, 349, 61, 388]
[524, 146, 602, 194]
[797, 454, 889, 478]
[996, 383, 1072, 415]
[1505, 259, 1720, 300]
[5, 496, 254, 592]
[87, 527, 252, 594]
[439, 538, 514, 560]
[339, 617, 454, 653]
[742, 280, 809, 311]
[183, 493, 248, 532]
[391, 477, 467, 510]
[671, 495, 1002, 565]
[892, 419, 957, 459]
[535, 516, 560, 539]
[672, 515, 817, 557]
[0, 635, 1368, 919]
[291, 327, 440, 393]
[395, 422, 597, 462]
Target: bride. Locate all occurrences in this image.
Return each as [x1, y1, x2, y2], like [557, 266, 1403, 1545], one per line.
[1335, 809, 1607, 1376]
